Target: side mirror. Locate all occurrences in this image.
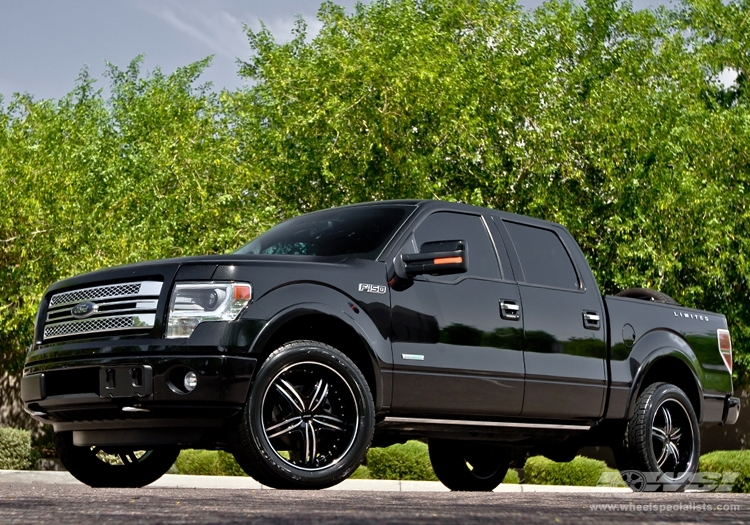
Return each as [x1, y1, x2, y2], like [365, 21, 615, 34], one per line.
[401, 240, 468, 277]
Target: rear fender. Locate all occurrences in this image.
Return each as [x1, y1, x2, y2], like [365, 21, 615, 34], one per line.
[624, 330, 704, 420]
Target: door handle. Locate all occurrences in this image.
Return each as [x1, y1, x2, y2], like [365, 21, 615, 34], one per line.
[500, 301, 521, 321]
[583, 311, 601, 330]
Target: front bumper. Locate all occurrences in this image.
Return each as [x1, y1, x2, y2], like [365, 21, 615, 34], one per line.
[21, 354, 256, 446]
[723, 396, 741, 425]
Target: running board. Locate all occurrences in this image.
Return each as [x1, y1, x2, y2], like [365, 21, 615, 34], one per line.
[379, 417, 591, 432]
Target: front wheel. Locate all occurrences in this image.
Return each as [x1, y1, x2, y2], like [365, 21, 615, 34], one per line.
[53, 432, 179, 488]
[231, 340, 375, 489]
[429, 440, 511, 491]
[618, 383, 700, 491]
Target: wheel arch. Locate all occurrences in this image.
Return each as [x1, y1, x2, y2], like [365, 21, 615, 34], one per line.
[626, 346, 704, 423]
[248, 292, 388, 411]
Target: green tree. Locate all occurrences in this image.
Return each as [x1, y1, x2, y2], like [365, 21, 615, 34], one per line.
[236, 0, 750, 383]
[0, 58, 269, 373]
[1, 0, 748, 390]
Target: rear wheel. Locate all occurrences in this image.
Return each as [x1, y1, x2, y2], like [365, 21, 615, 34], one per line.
[428, 440, 510, 491]
[53, 432, 179, 488]
[231, 340, 374, 489]
[617, 383, 700, 491]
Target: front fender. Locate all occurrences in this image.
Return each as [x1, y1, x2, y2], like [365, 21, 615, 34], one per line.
[242, 282, 392, 408]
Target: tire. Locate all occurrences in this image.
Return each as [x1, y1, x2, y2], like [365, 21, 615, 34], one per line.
[615, 288, 680, 306]
[231, 340, 374, 489]
[428, 440, 511, 491]
[618, 383, 700, 492]
[53, 432, 179, 488]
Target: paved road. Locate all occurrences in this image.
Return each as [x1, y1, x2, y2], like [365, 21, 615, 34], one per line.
[1, 485, 748, 524]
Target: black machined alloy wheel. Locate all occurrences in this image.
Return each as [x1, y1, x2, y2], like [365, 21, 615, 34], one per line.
[231, 340, 374, 489]
[53, 432, 179, 488]
[429, 439, 511, 491]
[651, 398, 693, 474]
[620, 383, 700, 491]
[263, 361, 359, 471]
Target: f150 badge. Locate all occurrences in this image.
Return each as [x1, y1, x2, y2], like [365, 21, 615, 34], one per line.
[358, 283, 386, 295]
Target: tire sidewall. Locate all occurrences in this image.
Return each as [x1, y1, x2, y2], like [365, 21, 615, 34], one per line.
[642, 384, 700, 486]
[246, 342, 374, 486]
[429, 439, 510, 491]
[54, 432, 179, 488]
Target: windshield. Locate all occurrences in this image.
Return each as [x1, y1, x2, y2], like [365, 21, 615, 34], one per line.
[234, 205, 415, 260]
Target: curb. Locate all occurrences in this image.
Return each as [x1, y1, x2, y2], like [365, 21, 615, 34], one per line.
[0, 470, 632, 492]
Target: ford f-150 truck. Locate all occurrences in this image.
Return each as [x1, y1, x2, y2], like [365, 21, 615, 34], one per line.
[21, 200, 739, 491]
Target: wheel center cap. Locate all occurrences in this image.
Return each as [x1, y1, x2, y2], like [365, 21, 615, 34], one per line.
[302, 413, 313, 422]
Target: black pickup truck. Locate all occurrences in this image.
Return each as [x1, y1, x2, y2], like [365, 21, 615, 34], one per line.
[21, 200, 739, 491]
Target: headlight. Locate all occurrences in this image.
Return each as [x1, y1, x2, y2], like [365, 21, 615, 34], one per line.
[166, 281, 252, 339]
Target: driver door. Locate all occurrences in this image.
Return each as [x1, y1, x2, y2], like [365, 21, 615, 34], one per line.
[389, 211, 525, 417]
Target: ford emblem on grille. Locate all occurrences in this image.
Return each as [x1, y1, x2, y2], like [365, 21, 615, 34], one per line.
[71, 302, 98, 319]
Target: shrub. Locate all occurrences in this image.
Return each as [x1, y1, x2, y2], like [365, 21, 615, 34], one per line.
[0, 427, 32, 470]
[350, 465, 371, 479]
[367, 441, 438, 481]
[174, 449, 247, 477]
[524, 455, 613, 486]
[699, 451, 750, 493]
[29, 426, 56, 470]
[365, 441, 523, 483]
[503, 469, 520, 484]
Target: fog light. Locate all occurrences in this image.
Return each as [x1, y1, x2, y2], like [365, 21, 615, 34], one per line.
[184, 371, 197, 392]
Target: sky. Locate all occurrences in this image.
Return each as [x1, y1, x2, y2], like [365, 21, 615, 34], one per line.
[0, 0, 668, 102]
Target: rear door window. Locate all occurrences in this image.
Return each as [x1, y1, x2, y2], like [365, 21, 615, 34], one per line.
[503, 221, 579, 290]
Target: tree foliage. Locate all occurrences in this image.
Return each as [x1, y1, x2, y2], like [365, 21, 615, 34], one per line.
[1, 0, 749, 385]
[236, 0, 750, 384]
[0, 59, 272, 371]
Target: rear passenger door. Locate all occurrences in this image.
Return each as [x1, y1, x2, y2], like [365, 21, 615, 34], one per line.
[492, 218, 607, 419]
[389, 211, 525, 417]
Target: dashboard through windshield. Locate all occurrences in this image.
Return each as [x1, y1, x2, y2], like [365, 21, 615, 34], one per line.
[235, 205, 415, 260]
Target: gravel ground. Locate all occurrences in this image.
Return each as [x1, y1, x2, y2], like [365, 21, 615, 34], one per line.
[1, 485, 749, 524]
